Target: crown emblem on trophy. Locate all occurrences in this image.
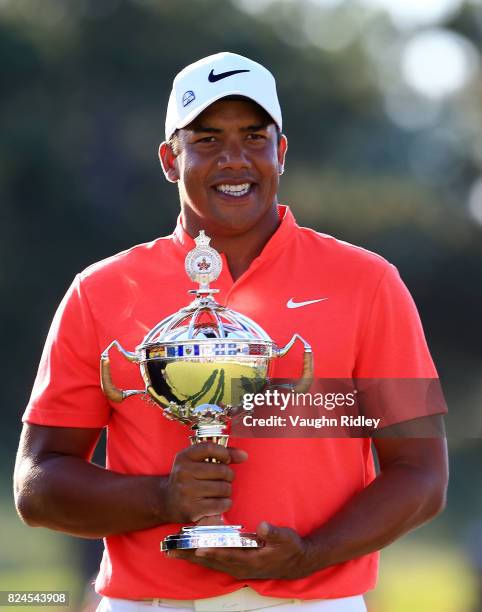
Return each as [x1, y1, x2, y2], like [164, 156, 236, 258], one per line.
[197, 258, 210, 271]
[184, 230, 222, 295]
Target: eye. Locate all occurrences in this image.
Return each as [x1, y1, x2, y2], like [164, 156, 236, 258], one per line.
[246, 133, 266, 140]
[196, 136, 217, 144]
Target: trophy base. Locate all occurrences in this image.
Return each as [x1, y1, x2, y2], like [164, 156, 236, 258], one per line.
[161, 525, 261, 551]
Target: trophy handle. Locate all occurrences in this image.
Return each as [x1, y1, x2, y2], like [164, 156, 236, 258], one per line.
[100, 340, 145, 403]
[275, 334, 313, 394]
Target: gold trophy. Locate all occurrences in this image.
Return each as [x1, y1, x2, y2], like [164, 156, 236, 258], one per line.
[100, 231, 313, 550]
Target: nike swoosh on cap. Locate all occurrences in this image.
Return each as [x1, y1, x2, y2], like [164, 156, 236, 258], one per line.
[286, 298, 328, 309]
[208, 69, 250, 83]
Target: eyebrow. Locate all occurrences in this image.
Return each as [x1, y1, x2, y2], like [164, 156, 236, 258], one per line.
[190, 123, 270, 134]
[241, 123, 270, 132]
[190, 126, 222, 134]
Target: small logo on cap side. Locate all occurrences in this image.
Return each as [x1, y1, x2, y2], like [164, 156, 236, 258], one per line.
[182, 90, 195, 107]
[208, 69, 250, 83]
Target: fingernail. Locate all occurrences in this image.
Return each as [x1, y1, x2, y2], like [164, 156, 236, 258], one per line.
[258, 521, 269, 537]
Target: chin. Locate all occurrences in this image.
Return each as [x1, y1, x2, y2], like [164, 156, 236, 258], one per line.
[206, 217, 256, 237]
[214, 208, 270, 234]
[183, 194, 276, 237]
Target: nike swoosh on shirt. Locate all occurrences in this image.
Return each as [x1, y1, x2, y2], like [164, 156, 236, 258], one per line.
[286, 298, 328, 309]
[208, 69, 250, 83]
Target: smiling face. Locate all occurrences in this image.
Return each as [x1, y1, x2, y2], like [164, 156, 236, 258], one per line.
[159, 98, 287, 241]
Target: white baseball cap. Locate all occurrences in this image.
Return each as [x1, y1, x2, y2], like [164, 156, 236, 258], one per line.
[165, 52, 282, 141]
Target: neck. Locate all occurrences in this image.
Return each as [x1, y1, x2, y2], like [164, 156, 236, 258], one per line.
[214, 222, 279, 281]
[182, 205, 281, 281]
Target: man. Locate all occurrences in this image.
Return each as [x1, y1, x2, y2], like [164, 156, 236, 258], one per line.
[14, 52, 448, 611]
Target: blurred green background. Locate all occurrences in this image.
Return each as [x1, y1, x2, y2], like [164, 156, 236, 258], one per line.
[1, 0, 482, 610]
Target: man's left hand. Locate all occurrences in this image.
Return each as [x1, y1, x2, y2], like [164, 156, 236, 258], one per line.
[167, 521, 315, 579]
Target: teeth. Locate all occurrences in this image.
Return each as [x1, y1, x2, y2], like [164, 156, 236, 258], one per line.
[216, 183, 251, 197]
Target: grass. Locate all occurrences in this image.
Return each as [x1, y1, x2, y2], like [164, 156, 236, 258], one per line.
[367, 538, 478, 612]
[0, 489, 478, 612]
[0, 496, 83, 611]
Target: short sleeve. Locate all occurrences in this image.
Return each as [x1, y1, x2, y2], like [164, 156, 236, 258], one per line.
[355, 264, 438, 378]
[354, 264, 447, 427]
[23, 274, 111, 428]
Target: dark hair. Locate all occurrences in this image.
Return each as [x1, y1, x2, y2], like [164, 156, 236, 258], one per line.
[168, 95, 281, 154]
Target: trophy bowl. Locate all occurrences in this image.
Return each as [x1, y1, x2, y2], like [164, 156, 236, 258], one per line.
[139, 299, 277, 419]
[100, 231, 313, 550]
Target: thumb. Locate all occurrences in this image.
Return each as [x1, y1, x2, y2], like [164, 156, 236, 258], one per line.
[228, 447, 249, 464]
[257, 521, 284, 542]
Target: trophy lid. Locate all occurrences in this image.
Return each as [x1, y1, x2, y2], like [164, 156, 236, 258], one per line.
[142, 302, 272, 345]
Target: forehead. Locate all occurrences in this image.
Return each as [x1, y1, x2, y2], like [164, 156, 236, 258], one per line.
[186, 98, 274, 130]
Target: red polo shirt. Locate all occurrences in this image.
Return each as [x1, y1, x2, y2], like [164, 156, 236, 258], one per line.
[24, 206, 442, 600]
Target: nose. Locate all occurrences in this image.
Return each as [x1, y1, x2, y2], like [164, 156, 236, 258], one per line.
[217, 139, 251, 171]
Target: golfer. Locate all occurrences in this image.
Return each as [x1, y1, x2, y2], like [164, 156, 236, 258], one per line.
[14, 52, 448, 612]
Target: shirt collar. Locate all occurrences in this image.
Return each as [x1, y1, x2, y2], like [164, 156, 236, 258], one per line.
[171, 205, 297, 260]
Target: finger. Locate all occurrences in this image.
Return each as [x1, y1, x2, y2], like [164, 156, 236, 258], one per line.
[256, 521, 285, 543]
[168, 546, 261, 578]
[185, 442, 232, 463]
[168, 549, 214, 561]
[191, 497, 232, 520]
[190, 461, 235, 482]
[167, 549, 196, 561]
[192, 479, 232, 498]
[257, 521, 271, 540]
[195, 547, 259, 561]
[168, 550, 230, 573]
[227, 447, 248, 464]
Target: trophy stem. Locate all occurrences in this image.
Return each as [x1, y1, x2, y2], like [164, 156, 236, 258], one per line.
[196, 514, 225, 527]
[190, 430, 229, 526]
[160, 425, 261, 551]
[190, 423, 229, 463]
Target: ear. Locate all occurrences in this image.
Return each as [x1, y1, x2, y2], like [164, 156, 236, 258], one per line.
[277, 134, 288, 175]
[159, 141, 179, 183]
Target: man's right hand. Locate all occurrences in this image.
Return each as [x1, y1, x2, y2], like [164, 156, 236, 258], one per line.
[14, 423, 249, 537]
[164, 442, 248, 524]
